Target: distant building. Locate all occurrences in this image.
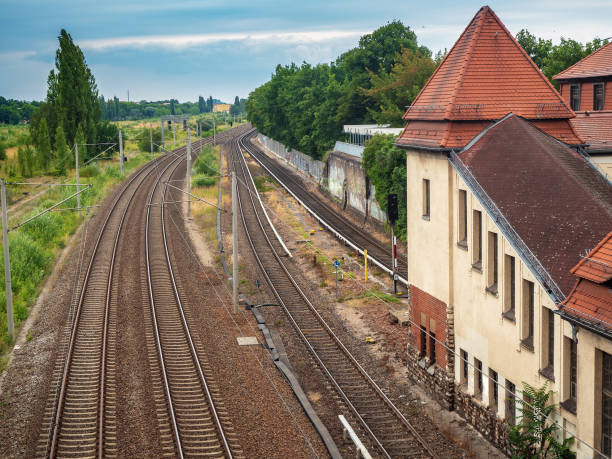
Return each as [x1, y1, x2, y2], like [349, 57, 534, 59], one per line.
[394, 6, 612, 456]
[213, 103, 231, 113]
[554, 42, 612, 178]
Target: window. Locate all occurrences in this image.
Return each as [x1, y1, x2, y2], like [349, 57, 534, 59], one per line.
[472, 210, 482, 269]
[594, 83, 605, 111]
[420, 326, 427, 357]
[506, 380, 516, 424]
[422, 179, 430, 219]
[489, 369, 499, 409]
[541, 308, 555, 380]
[461, 349, 468, 384]
[570, 339, 577, 402]
[475, 358, 483, 399]
[570, 84, 581, 111]
[487, 232, 498, 293]
[503, 255, 516, 320]
[521, 280, 534, 350]
[603, 352, 612, 456]
[429, 319, 437, 364]
[458, 189, 467, 246]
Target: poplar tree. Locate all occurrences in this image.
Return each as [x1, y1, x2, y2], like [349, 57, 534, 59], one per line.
[37, 117, 51, 172]
[73, 123, 86, 168]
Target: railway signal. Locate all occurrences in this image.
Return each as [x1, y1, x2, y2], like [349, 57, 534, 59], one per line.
[387, 193, 398, 293]
[119, 129, 125, 176]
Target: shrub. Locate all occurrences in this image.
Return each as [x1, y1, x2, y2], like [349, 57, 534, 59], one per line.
[193, 174, 217, 187]
[79, 164, 101, 178]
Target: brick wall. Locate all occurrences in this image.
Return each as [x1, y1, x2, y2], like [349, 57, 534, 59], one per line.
[409, 285, 448, 368]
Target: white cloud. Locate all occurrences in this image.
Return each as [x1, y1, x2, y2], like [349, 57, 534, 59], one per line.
[0, 50, 37, 60]
[78, 30, 369, 51]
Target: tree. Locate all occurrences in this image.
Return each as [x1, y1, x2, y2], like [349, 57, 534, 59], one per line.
[170, 99, 176, 115]
[198, 96, 206, 114]
[54, 125, 68, 175]
[507, 382, 575, 458]
[137, 126, 161, 153]
[36, 116, 51, 172]
[30, 29, 101, 152]
[17, 144, 34, 178]
[362, 134, 407, 240]
[73, 123, 86, 168]
[207, 96, 213, 112]
[516, 29, 608, 86]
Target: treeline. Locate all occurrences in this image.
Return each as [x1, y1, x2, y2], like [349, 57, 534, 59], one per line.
[98, 95, 247, 121]
[516, 30, 608, 86]
[246, 21, 441, 160]
[0, 98, 40, 125]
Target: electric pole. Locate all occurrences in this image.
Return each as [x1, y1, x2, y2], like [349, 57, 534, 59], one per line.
[1, 179, 14, 342]
[75, 144, 81, 218]
[172, 121, 176, 148]
[213, 115, 216, 145]
[232, 171, 238, 313]
[161, 119, 165, 150]
[186, 128, 191, 218]
[119, 129, 124, 176]
[149, 123, 153, 158]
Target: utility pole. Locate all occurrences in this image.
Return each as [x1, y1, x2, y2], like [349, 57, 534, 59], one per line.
[232, 171, 238, 313]
[161, 119, 165, 150]
[75, 144, 81, 218]
[149, 123, 153, 158]
[172, 121, 176, 148]
[213, 115, 216, 145]
[186, 128, 191, 218]
[119, 129, 124, 176]
[1, 179, 14, 342]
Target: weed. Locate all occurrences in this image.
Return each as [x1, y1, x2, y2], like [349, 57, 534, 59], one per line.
[26, 331, 33, 342]
[319, 280, 328, 287]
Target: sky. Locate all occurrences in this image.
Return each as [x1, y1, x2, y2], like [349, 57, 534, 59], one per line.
[1, 0, 611, 104]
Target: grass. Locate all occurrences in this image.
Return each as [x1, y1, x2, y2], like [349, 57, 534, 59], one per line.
[191, 145, 222, 247]
[253, 175, 274, 193]
[357, 287, 400, 303]
[0, 149, 151, 373]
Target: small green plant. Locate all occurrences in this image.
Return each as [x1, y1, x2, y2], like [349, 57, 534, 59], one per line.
[253, 175, 273, 193]
[79, 164, 100, 178]
[319, 280, 328, 287]
[26, 331, 34, 342]
[192, 175, 216, 187]
[507, 382, 575, 458]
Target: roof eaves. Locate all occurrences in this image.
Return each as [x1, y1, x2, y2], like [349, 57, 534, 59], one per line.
[394, 142, 451, 153]
[570, 231, 612, 274]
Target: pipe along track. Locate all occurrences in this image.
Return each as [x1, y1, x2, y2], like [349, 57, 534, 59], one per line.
[38, 134, 238, 458]
[232, 131, 440, 458]
[239, 130, 408, 287]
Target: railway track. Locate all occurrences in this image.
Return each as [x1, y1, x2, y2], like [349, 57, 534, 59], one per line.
[37, 133, 239, 458]
[240, 129, 409, 286]
[232, 131, 445, 458]
[144, 133, 244, 458]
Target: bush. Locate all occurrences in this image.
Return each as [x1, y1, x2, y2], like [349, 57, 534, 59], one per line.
[0, 142, 6, 161]
[192, 174, 217, 187]
[79, 164, 101, 177]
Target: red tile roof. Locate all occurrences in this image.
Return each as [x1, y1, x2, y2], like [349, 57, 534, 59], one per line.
[396, 6, 582, 149]
[554, 42, 612, 80]
[561, 232, 612, 333]
[570, 111, 612, 153]
[458, 115, 612, 296]
[402, 6, 573, 122]
[561, 279, 612, 331]
[571, 231, 612, 283]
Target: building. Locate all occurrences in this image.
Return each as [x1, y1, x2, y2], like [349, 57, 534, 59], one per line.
[394, 6, 612, 456]
[558, 232, 612, 456]
[213, 103, 231, 113]
[554, 42, 612, 177]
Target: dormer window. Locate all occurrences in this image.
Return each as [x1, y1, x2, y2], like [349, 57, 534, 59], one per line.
[570, 84, 581, 111]
[594, 83, 604, 111]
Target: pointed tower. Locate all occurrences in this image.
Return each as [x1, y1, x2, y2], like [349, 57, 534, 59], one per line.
[396, 6, 583, 149]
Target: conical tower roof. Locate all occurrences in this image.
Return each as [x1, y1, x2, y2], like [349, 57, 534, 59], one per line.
[397, 6, 583, 149]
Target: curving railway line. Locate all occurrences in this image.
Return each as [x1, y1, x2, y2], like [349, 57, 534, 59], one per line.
[232, 130, 450, 458]
[240, 129, 408, 286]
[37, 132, 241, 458]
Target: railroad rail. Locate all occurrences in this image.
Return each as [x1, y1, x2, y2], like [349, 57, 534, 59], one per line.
[37, 134, 238, 458]
[144, 132, 244, 458]
[240, 130, 408, 286]
[232, 131, 444, 458]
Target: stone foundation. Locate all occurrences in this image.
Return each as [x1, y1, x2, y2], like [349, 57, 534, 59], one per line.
[405, 343, 454, 410]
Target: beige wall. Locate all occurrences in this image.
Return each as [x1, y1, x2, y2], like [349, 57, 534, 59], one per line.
[590, 155, 612, 181]
[406, 149, 607, 457]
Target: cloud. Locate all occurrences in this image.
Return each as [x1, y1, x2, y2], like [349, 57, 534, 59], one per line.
[78, 29, 369, 51]
[0, 50, 37, 60]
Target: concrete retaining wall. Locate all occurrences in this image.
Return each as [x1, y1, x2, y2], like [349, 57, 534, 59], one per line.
[256, 134, 386, 225]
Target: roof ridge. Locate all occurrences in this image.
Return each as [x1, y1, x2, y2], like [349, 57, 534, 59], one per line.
[554, 40, 612, 80]
[444, 7, 486, 119]
[484, 7, 574, 116]
[403, 6, 487, 120]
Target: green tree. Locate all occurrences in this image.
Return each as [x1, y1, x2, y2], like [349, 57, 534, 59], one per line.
[29, 29, 100, 155]
[73, 123, 86, 168]
[362, 134, 407, 240]
[36, 116, 52, 172]
[198, 96, 205, 113]
[17, 144, 34, 178]
[54, 124, 68, 175]
[170, 99, 176, 115]
[137, 127, 161, 153]
[507, 382, 575, 458]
